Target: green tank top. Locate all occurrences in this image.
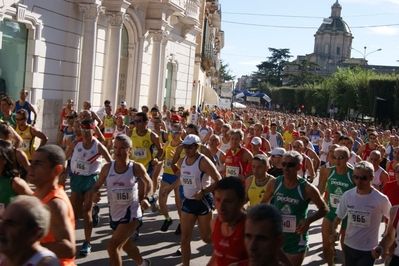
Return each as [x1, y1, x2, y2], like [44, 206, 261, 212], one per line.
[0, 176, 17, 208]
[273, 176, 310, 245]
[326, 166, 354, 212]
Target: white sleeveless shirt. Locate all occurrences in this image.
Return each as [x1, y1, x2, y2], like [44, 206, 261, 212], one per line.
[180, 154, 211, 199]
[70, 139, 102, 176]
[106, 161, 141, 220]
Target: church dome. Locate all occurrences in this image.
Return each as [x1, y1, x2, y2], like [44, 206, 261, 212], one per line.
[317, 18, 351, 34]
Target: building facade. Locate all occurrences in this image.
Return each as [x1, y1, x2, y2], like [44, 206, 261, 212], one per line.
[0, 0, 224, 141]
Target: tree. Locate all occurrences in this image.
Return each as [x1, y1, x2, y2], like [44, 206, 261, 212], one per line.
[219, 60, 235, 82]
[252, 48, 292, 87]
[286, 59, 323, 87]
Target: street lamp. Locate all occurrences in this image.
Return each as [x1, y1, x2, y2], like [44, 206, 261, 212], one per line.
[351, 46, 382, 59]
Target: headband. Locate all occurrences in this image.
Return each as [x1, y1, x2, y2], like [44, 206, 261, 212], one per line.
[81, 124, 95, 129]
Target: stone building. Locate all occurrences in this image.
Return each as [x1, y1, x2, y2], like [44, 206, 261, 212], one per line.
[0, 0, 223, 141]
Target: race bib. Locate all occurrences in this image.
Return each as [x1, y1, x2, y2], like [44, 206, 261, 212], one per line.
[105, 127, 114, 134]
[226, 165, 239, 177]
[181, 175, 196, 188]
[20, 140, 30, 151]
[62, 119, 68, 126]
[0, 203, 4, 217]
[112, 188, 135, 204]
[74, 159, 90, 175]
[165, 158, 173, 169]
[282, 215, 296, 233]
[349, 209, 371, 228]
[329, 194, 341, 208]
[133, 148, 147, 159]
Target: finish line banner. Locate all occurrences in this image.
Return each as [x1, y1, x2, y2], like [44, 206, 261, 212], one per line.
[246, 96, 260, 103]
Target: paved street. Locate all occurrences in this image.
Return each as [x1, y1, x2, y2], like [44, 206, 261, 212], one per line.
[71, 176, 387, 266]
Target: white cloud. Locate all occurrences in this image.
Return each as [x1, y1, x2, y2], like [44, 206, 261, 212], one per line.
[367, 26, 399, 35]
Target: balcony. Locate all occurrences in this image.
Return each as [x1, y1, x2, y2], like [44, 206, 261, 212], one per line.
[176, 0, 200, 26]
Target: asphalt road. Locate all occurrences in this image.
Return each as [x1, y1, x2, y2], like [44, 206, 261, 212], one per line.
[71, 176, 387, 266]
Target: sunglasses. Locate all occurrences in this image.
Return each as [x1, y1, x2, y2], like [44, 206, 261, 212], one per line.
[333, 156, 346, 160]
[15, 118, 25, 121]
[282, 162, 297, 168]
[369, 137, 376, 140]
[81, 128, 92, 132]
[352, 175, 369, 181]
[171, 120, 179, 123]
[134, 120, 143, 124]
[67, 116, 75, 119]
[171, 130, 180, 134]
[183, 144, 196, 149]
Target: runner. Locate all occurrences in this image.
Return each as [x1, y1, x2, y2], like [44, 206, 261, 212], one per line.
[29, 145, 76, 265]
[261, 151, 329, 266]
[179, 134, 222, 266]
[267, 147, 286, 178]
[90, 135, 153, 266]
[320, 146, 354, 266]
[369, 150, 389, 191]
[208, 177, 247, 265]
[13, 89, 37, 125]
[65, 119, 111, 256]
[102, 105, 115, 152]
[58, 99, 74, 145]
[225, 129, 253, 180]
[331, 161, 391, 266]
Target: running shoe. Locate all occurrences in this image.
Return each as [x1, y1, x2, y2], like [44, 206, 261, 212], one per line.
[175, 248, 181, 256]
[79, 242, 91, 256]
[174, 223, 181, 235]
[144, 259, 152, 266]
[92, 205, 100, 227]
[161, 218, 173, 232]
[150, 194, 159, 213]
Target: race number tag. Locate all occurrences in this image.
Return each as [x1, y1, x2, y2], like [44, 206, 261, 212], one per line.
[133, 148, 147, 159]
[165, 158, 173, 169]
[20, 140, 30, 151]
[181, 175, 196, 188]
[74, 160, 90, 175]
[0, 203, 4, 217]
[226, 166, 239, 177]
[112, 188, 134, 204]
[62, 119, 68, 126]
[282, 215, 296, 233]
[349, 210, 371, 228]
[105, 127, 114, 134]
[329, 194, 341, 208]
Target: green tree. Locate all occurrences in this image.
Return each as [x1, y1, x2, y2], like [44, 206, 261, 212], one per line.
[253, 48, 292, 87]
[286, 59, 323, 87]
[219, 60, 235, 82]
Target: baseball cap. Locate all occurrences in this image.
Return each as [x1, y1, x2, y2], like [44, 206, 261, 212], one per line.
[268, 147, 286, 156]
[170, 114, 181, 122]
[182, 134, 201, 145]
[121, 101, 126, 106]
[251, 137, 262, 145]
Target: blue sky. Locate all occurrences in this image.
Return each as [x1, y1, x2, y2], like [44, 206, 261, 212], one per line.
[221, 0, 399, 79]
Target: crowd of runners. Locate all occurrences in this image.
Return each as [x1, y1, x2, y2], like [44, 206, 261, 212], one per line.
[1, 91, 399, 265]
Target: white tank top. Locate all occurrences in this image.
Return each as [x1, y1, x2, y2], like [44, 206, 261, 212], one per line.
[372, 167, 383, 187]
[70, 139, 102, 176]
[106, 161, 141, 220]
[180, 154, 211, 199]
[113, 125, 127, 138]
[22, 249, 59, 266]
[219, 138, 231, 153]
[267, 132, 279, 149]
[213, 149, 225, 174]
[147, 120, 155, 131]
[348, 152, 358, 167]
[199, 127, 211, 141]
[320, 138, 333, 162]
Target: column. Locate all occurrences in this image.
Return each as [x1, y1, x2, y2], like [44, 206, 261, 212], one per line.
[148, 30, 169, 107]
[78, 3, 104, 105]
[103, 11, 128, 106]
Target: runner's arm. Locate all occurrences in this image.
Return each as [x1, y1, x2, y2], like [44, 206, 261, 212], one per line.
[372, 206, 397, 258]
[98, 142, 112, 162]
[11, 177, 33, 195]
[64, 140, 78, 160]
[42, 198, 76, 258]
[261, 178, 277, 203]
[31, 127, 48, 147]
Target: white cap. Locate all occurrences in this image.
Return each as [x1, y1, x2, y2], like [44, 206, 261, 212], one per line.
[182, 134, 201, 145]
[251, 137, 262, 145]
[121, 101, 126, 106]
[268, 147, 286, 156]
